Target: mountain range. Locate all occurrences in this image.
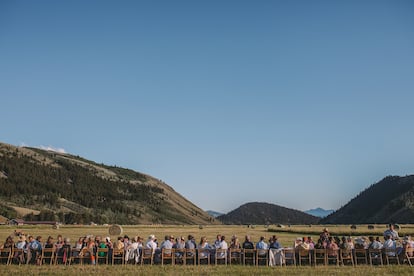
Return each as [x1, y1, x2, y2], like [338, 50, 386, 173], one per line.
[1, 141, 413, 225]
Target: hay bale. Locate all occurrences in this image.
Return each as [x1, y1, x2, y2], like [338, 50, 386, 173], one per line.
[394, 224, 401, 231]
[277, 224, 285, 228]
[109, 224, 123, 236]
[350, 224, 357, 230]
[52, 224, 59, 230]
[368, 225, 375, 230]
[199, 225, 204, 230]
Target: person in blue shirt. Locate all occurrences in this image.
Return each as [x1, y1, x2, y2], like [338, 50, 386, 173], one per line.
[269, 235, 282, 249]
[256, 236, 268, 250]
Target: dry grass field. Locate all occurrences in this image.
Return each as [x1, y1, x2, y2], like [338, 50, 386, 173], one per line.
[1, 224, 413, 275]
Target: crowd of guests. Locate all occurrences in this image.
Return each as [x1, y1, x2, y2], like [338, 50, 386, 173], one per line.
[1, 224, 413, 266]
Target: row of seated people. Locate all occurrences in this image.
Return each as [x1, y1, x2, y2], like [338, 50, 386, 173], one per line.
[1, 229, 413, 266]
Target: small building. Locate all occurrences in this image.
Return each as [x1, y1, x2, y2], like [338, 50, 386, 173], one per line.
[8, 218, 25, 226]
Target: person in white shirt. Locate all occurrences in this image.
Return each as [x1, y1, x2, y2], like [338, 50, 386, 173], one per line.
[368, 236, 383, 250]
[384, 224, 399, 240]
[383, 234, 396, 256]
[219, 236, 228, 250]
[146, 235, 157, 250]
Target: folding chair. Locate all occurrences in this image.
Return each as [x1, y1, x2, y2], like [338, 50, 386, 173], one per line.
[215, 249, 228, 265]
[313, 248, 327, 266]
[283, 248, 296, 266]
[368, 248, 383, 266]
[269, 248, 285, 266]
[354, 248, 368, 265]
[55, 246, 71, 265]
[384, 248, 399, 265]
[112, 248, 125, 265]
[10, 248, 27, 265]
[326, 248, 339, 265]
[40, 247, 55, 265]
[184, 249, 196, 265]
[256, 249, 268, 266]
[0, 247, 12, 265]
[340, 249, 354, 266]
[69, 248, 84, 265]
[298, 248, 311, 266]
[96, 247, 109, 265]
[243, 249, 256, 265]
[229, 248, 242, 265]
[197, 248, 210, 265]
[161, 248, 174, 265]
[405, 247, 414, 266]
[173, 248, 185, 265]
[140, 248, 153, 265]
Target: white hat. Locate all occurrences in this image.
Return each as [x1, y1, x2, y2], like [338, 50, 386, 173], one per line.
[106, 237, 111, 242]
[148, 234, 155, 240]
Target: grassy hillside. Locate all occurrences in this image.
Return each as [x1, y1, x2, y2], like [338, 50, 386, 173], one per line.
[321, 175, 414, 224]
[0, 142, 217, 225]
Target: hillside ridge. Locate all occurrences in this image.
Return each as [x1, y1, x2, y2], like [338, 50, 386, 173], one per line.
[0, 142, 217, 225]
[321, 175, 414, 224]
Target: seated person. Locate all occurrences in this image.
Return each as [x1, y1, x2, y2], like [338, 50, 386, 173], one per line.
[383, 234, 396, 256]
[242, 235, 254, 249]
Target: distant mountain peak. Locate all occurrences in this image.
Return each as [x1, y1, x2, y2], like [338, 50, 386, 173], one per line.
[206, 210, 224, 218]
[218, 201, 320, 225]
[304, 208, 334, 218]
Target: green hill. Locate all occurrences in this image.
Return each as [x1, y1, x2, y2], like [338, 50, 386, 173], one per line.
[217, 202, 320, 225]
[321, 175, 414, 224]
[0, 142, 217, 225]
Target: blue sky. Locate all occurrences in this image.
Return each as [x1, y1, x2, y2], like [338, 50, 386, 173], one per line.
[1, 0, 413, 213]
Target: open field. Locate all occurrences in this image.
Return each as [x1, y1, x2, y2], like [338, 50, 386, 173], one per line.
[1, 264, 413, 275]
[1, 224, 413, 275]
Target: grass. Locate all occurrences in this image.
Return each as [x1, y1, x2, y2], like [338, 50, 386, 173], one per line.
[1, 264, 413, 275]
[1, 224, 413, 275]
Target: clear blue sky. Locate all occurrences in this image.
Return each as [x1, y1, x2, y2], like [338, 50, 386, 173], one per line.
[1, 0, 413, 213]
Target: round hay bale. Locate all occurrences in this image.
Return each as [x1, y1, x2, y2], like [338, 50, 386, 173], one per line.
[277, 224, 285, 228]
[109, 224, 123, 236]
[199, 225, 204, 230]
[394, 224, 401, 231]
[350, 224, 357, 230]
[52, 224, 59, 230]
[368, 225, 375, 230]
